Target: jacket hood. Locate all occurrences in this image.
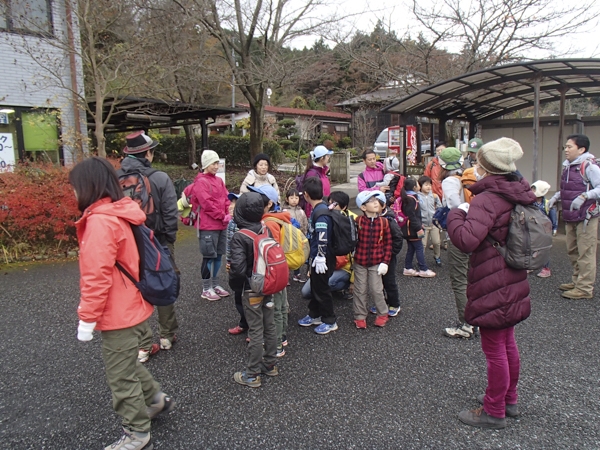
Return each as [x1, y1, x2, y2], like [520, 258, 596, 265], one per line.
[234, 192, 264, 229]
[120, 155, 151, 171]
[79, 197, 147, 225]
[469, 174, 536, 205]
[564, 152, 596, 167]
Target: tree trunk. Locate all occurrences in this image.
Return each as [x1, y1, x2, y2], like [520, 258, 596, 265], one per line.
[94, 93, 106, 158]
[249, 101, 264, 159]
[184, 124, 196, 167]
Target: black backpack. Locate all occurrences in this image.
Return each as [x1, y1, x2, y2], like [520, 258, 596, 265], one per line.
[312, 209, 358, 256]
[383, 209, 404, 254]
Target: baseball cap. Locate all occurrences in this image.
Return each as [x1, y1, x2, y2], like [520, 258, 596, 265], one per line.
[356, 190, 386, 208]
[247, 185, 279, 204]
[311, 145, 334, 161]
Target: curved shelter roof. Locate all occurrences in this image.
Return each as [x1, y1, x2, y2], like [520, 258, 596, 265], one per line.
[381, 59, 600, 122]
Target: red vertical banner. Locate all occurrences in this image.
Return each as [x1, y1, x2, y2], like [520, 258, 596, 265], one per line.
[406, 125, 417, 165]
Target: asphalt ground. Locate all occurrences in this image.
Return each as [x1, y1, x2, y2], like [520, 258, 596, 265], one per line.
[1, 228, 599, 449]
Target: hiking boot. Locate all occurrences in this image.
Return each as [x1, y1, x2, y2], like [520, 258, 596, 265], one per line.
[434, 257, 442, 266]
[458, 406, 506, 429]
[138, 344, 160, 363]
[403, 268, 418, 276]
[354, 319, 367, 329]
[558, 282, 575, 291]
[213, 285, 230, 297]
[536, 268, 551, 278]
[105, 428, 152, 450]
[298, 315, 322, 327]
[293, 274, 307, 283]
[201, 289, 221, 301]
[477, 394, 519, 418]
[314, 322, 338, 335]
[374, 315, 389, 327]
[443, 323, 474, 339]
[562, 288, 593, 299]
[147, 392, 175, 420]
[234, 371, 261, 388]
[276, 346, 286, 357]
[388, 306, 401, 317]
[262, 364, 279, 377]
[228, 325, 247, 335]
[418, 269, 436, 278]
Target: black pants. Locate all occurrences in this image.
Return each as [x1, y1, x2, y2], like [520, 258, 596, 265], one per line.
[382, 254, 400, 308]
[308, 254, 336, 324]
[234, 289, 248, 329]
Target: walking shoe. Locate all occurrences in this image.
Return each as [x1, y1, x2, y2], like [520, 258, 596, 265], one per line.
[354, 319, 367, 329]
[281, 335, 288, 347]
[369, 306, 377, 314]
[418, 269, 436, 278]
[561, 288, 593, 299]
[159, 338, 174, 350]
[233, 371, 261, 388]
[201, 288, 221, 301]
[293, 274, 307, 283]
[147, 392, 175, 420]
[403, 268, 418, 276]
[443, 323, 474, 339]
[374, 315, 389, 327]
[341, 289, 353, 300]
[458, 406, 506, 429]
[536, 268, 551, 278]
[477, 394, 519, 417]
[138, 344, 160, 363]
[298, 315, 322, 327]
[314, 322, 338, 335]
[213, 285, 230, 297]
[434, 257, 442, 266]
[388, 306, 401, 317]
[105, 428, 152, 450]
[276, 346, 286, 357]
[262, 364, 279, 377]
[558, 282, 575, 291]
[228, 325, 248, 335]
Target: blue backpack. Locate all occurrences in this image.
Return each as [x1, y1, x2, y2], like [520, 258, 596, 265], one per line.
[116, 224, 180, 306]
[433, 206, 450, 230]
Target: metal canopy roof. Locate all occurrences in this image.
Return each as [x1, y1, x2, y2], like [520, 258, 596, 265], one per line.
[381, 59, 600, 122]
[87, 96, 245, 133]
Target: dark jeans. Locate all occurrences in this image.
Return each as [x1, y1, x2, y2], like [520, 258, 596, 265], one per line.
[234, 289, 248, 329]
[382, 253, 400, 308]
[308, 254, 336, 325]
[405, 239, 428, 271]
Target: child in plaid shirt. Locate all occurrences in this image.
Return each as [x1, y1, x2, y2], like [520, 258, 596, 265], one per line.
[353, 191, 393, 329]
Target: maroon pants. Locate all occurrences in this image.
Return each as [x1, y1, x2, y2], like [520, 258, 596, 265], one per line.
[480, 326, 520, 418]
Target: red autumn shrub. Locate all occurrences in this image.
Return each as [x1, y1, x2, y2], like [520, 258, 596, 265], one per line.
[0, 163, 80, 250]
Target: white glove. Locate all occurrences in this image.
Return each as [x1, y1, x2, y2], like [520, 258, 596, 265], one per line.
[377, 263, 388, 276]
[457, 202, 470, 213]
[547, 197, 557, 209]
[312, 255, 328, 274]
[570, 195, 586, 211]
[77, 320, 96, 341]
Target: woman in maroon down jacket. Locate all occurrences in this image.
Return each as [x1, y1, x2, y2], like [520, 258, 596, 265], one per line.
[447, 137, 536, 430]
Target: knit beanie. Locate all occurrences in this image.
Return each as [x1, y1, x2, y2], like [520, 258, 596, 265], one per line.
[252, 153, 271, 170]
[531, 180, 551, 197]
[477, 137, 523, 174]
[201, 150, 220, 170]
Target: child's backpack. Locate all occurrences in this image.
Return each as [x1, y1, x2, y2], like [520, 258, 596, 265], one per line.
[312, 209, 358, 256]
[116, 224, 180, 306]
[118, 168, 160, 229]
[486, 203, 553, 271]
[384, 172, 406, 205]
[461, 168, 477, 204]
[238, 226, 289, 295]
[263, 216, 310, 270]
[392, 194, 417, 227]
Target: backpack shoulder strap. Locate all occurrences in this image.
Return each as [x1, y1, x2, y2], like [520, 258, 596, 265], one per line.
[358, 172, 365, 181]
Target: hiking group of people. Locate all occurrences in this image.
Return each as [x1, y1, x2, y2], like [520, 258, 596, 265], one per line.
[70, 130, 599, 448]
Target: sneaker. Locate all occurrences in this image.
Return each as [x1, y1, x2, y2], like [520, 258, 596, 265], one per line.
[561, 288, 593, 299]
[293, 275, 307, 283]
[201, 288, 221, 301]
[536, 268, 551, 278]
[213, 285, 230, 297]
[388, 306, 401, 317]
[434, 257, 442, 266]
[443, 323, 474, 339]
[233, 371, 261, 388]
[558, 282, 575, 291]
[418, 269, 436, 278]
[314, 322, 338, 335]
[138, 344, 160, 363]
[374, 315, 389, 327]
[341, 290, 353, 300]
[228, 325, 248, 335]
[262, 364, 279, 377]
[105, 428, 152, 450]
[281, 335, 288, 347]
[298, 315, 322, 327]
[369, 306, 377, 314]
[159, 338, 173, 350]
[354, 319, 367, 329]
[276, 346, 286, 357]
[403, 268, 418, 276]
[477, 394, 519, 417]
[147, 392, 175, 420]
[458, 406, 506, 429]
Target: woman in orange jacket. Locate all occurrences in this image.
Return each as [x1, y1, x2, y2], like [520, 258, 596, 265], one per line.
[70, 157, 173, 450]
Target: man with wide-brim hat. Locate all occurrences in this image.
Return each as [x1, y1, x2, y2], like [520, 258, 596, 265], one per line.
[118, 130, 180, 362]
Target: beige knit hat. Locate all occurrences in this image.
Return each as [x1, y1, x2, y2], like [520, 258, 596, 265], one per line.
[531, 180, 551, 197]
[477, 137, 523, 174]
[201, 149, 220, 169]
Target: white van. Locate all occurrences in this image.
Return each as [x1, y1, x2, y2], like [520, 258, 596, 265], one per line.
[373, 128, 390, 158]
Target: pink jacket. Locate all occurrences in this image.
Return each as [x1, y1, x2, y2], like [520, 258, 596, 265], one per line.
[76, 197, 154, 331]
[357, 162, 385, 192]
[185, 172, 230, 231]
[304, 165, 331, 217]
